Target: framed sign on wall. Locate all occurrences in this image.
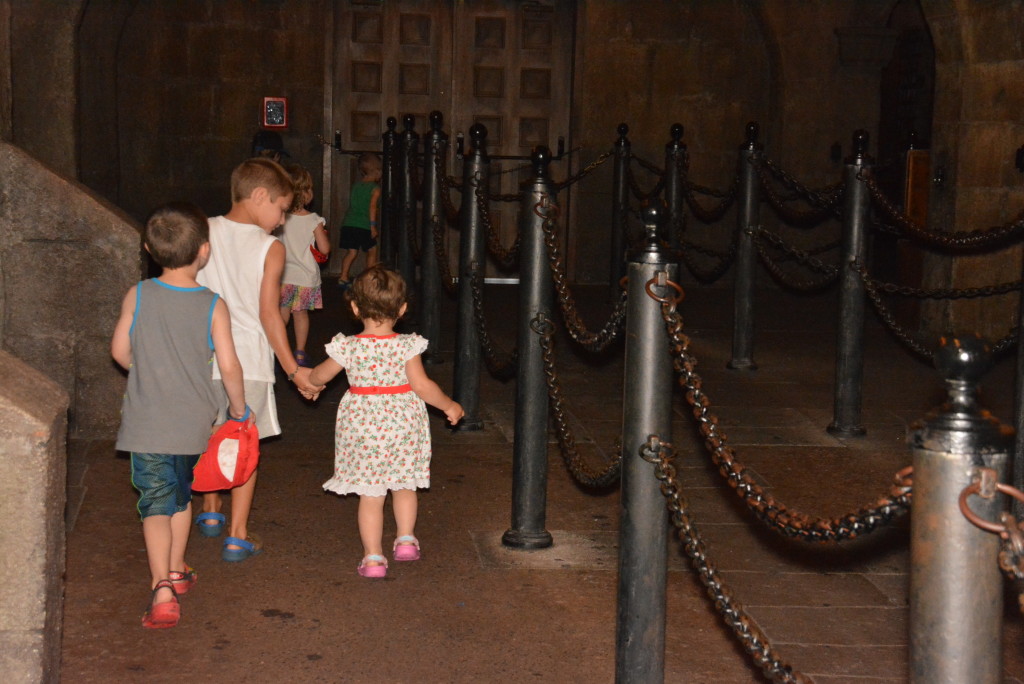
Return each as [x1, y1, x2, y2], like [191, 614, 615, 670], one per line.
[262, 97, 288, 128]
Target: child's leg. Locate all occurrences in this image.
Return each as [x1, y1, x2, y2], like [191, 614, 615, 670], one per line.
[340, 249, 358, 281]
[224, 469, 257, 549]
[142, 515, 175, 599]
[279, 305, 292, 327]
[392, 489, 418, 539]
[132, 452, 181, 606]
[292, 309, 310, 352]
[357, 494, 386, 561]
[365, 245, 379, 269]
[168, 504, 192, 572]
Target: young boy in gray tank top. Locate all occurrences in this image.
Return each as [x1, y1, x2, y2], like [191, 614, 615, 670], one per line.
[112, 203, 249, 629]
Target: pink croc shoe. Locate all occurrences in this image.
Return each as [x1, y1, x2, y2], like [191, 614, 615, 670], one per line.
[358, 554, 388, 578]
[393, 535, 421, 562]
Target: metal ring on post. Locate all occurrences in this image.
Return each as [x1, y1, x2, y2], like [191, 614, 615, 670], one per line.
[643, 273, 684, 311]
[533, 196, 558, 219]
[960, 480, 1024, 535]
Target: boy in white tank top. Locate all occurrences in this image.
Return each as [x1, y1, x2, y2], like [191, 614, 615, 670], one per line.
[196, 157, 324, 562]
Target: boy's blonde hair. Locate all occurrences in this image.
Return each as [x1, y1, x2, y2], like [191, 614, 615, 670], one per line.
[231, 157, 293, 203]
[285, 164, 314, 212]
[144, 202, 209, 269]
[358, 152, 382, 179]
[347, 265, 406, 322]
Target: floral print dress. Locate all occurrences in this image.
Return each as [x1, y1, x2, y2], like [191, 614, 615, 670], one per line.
[322, 332, 431, 497]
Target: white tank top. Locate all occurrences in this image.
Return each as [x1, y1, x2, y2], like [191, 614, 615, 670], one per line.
[197, 215, 278, 382]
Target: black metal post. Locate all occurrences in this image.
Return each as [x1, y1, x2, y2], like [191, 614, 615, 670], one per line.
[452, 123, 488, 431]
[1015, 250, 1024, 518]
[616, 202, 677, 683]
[663, 123, 685, 251]
[397, 114, 419, 290]
[419, 111, 446, 365]
[610, 123, 631, 301]
[828, 130, 871, 437]
[728, 122, 761, 371]
[910, 336, 1010, 684]
[379, 117, 398, 267]
[502, 147, 556, 551]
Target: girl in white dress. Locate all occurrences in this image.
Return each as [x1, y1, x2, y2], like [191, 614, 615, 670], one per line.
[307, 266, 464, 577]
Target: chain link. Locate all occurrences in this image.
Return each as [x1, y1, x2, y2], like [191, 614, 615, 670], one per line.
[554, 150, 614, 190]
[469, 267, 518, 379]
[532, 313, 622, 488]
[958, 471, 1024, 612]
[429, 213, 458, 295]
[435, 150, 462, 225]
[649, 278, 914, 541]
[626, 156, 665, 200]
[760, 157, 846, 207]
[860, 169, 1024, 252]
[538, 197, 628, 351]
[680, 225, 740, 284]
[754, 230, 840, 292]
[854, 262, 1019, 361]
[640, 437, 810, 683]
[472, 174, 520, 268]
[755, 161, 844, 227]
[679, 151, 741, 223]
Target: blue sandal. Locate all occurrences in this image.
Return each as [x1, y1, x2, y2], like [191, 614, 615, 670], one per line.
[194, 512, 225, 538]
[222, 535, 263, 563]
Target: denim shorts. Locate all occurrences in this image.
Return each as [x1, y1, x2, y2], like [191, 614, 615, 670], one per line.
[130, 452, 200, 519]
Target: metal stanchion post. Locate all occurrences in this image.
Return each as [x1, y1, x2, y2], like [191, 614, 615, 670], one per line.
[728, 122, 761, 371]
[502, 147, 556, 550]
[663, 123, 685, 251]
[379, 117, 398, 267]
[828, 130, 871, 437]
[616, 202, 678, 683]
[452, 123, 488, 431]
[610, 123, 630, 302]
[910, 335, 1010, 684]
[1015, 250, 1024, 518]
[398, 114, 419, 290]
[419, 111, 446, 365]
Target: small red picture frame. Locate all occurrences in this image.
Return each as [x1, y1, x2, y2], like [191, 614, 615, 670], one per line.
[262, 97, 288, 129]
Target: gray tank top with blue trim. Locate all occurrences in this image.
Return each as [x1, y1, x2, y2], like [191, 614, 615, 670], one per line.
[115, 279, 222, 455]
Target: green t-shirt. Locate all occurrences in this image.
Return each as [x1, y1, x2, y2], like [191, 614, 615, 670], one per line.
[342, 181, 379, 230]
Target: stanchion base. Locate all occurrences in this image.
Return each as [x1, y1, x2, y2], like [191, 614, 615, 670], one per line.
[827, 421, 867, 437]
[726, 358, 758, 371]
[501, 528, 553, 549]
[454, 416, 484, 432]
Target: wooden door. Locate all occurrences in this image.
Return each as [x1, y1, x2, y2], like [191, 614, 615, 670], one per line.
[328, 1, 574, 279]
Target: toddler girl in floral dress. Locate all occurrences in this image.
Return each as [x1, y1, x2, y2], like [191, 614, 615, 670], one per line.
[307, 265, 463, 577]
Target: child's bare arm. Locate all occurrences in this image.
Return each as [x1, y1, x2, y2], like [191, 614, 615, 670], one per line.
[313, 219, 331, 255]
[307, 357, 343, 388]
[406, 355, 464, 424]
[259, 241, 319, 394]
[210, 299, 247, 420]
[369, 188, 381, 239]
[110, 285, 137, 370]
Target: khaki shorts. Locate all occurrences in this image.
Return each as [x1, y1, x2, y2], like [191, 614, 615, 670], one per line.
[217, 379, 280, 438]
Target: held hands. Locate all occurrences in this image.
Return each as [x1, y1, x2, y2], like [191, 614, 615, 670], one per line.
[291, 367, 325, 401]
[444, 401, 465, 425]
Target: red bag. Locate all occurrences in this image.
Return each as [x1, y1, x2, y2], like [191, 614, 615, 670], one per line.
[192, 417, 260, 491]
[310, 245, 329, 264]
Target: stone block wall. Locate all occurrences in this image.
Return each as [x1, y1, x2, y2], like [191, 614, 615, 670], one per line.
[0, 350, 69, 682]
[0, 141, 140, 439]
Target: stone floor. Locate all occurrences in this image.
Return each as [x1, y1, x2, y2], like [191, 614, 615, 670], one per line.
[61, 281, 1023, 683]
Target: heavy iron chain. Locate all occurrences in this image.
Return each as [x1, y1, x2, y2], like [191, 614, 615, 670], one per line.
[554, 150, 614, 191]
[678, 151, 741, 223]
[958, 469, 1024, 613]
[753, 230, 840, 292]
[435, 151, 462, 225]
[471, 173, 520, 269]
[860, 169, 1024, 252]
[626, 156, 666, 200]
[469, 266, 518, 379]
[532, 312, 622, 488]
[756, 228, 841, 276]
[760, 157, 846, 208]
[647, 274, 914, 542]
[429, 213, 458, 296]
[680, 224, 741, 285]
[402, 192, 421, 261]
[755, 161, 845, 227]
[640, 436, 810, 684]
[537, 197, 628, 352]
[854, 262, 1019, 361]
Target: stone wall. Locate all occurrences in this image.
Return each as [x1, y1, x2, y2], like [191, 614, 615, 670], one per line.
[0, 141, 140, 439]
[0, 351, 68, 682]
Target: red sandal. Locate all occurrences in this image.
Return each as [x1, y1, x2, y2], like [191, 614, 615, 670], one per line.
[169, 565, 197, 596]
[141, 579, 179, 629]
